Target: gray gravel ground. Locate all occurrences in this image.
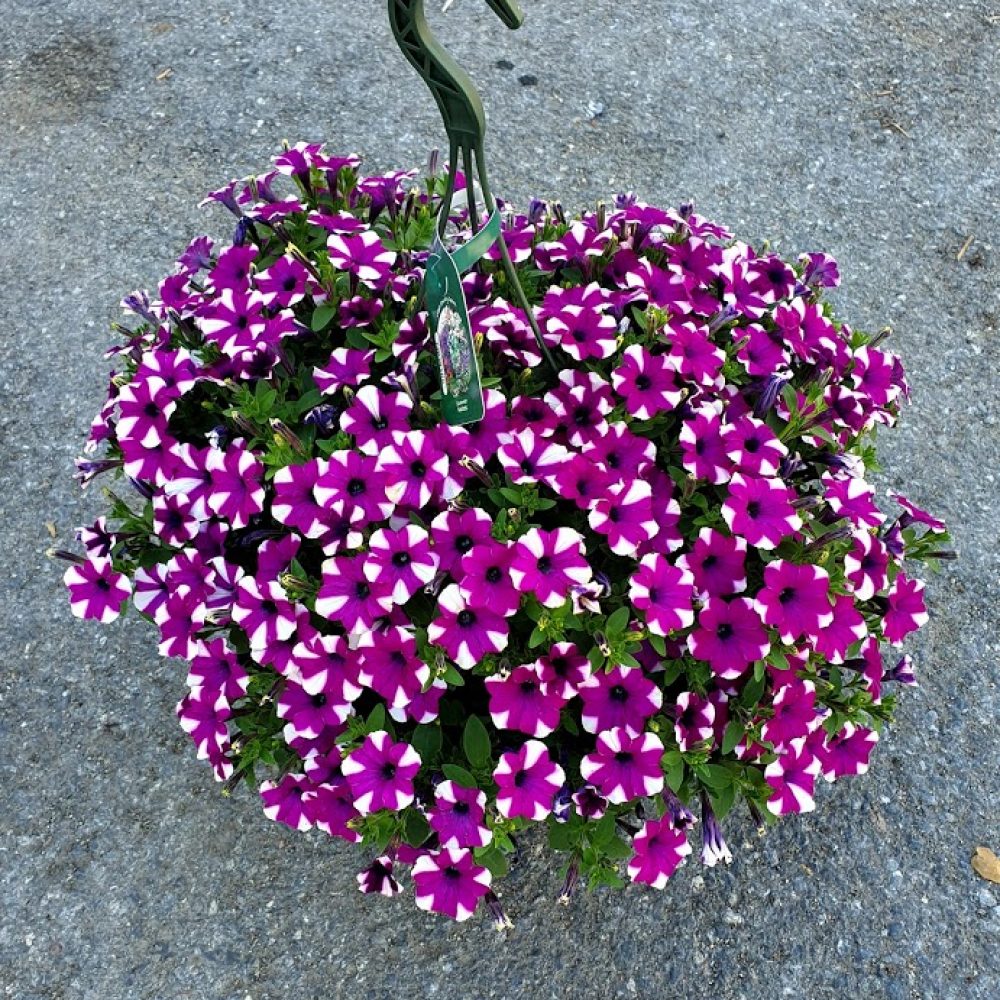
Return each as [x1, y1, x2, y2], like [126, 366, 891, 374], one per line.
[2, 1, 998, 997]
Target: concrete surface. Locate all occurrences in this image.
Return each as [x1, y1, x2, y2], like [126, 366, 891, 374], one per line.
[1, 1, 998, 997]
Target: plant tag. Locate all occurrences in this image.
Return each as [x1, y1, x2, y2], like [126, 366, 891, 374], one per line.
[424, 209, 501, 426]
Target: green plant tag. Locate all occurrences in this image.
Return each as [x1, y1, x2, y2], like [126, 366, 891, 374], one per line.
[425, 209, 501, 426]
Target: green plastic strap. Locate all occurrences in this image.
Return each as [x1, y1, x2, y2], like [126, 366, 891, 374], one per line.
[425, 207, 501, 426]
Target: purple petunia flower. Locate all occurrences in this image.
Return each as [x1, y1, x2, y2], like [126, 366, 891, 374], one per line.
[232, 577, 299, 651]
[821, 473, 885, 529]
[882, 573, 928, 645]
[315, 555, 393, 633]
[888, 491, 946, 532]
[611, 345, 684, 419]
[428, 780, 492, 849]
[204, 443, 265, 530]
[340, 385, 413, 456]
[306, 777, 361, 843]
[364, 524, 439, 605]
[357, 855, 403, 897]
[754, 560, 834, 644]
[457, 540, 520, 616]
[355, 626, 429, 710]
[535, 642, 592, 700]
[722, 473, 802, 551]
[412, 847, 493, 922]
[498, 428, 570, 488]
[430, 507, 494, 577]
[579, 728, 665, 805]
[544, 300, 619, 362]
[843, 529, 890, 601]
[722, 414, 788, 477]
[493, 740, 566, 821]
[687, 596, 771, 680]
[679, 405, 731, 484]
[313, 347, 375, 394]
[255, 254, 310, 308]
[64, 557, 132, 623]
[486, 664, 565, 738]
[271, 459, 336, 539]
[340, 730, 421, 815]
[571, 784, 609, 821]
[326, 229, 397, 289]
[314, 449, 393, 525]
[765, 737, 821, 815]
[277, 678, 354, 739]
[509, 527, 592, 609]
[376, 429, 451, 510]
[589, 480, 660, 557]
[819, 722, 879, 782]
[427, 584, 509, 669]
[699, 790, 733, 867]
[628, 554, 695, 636]
[676, 527, 748, 598]
[579, 665, 663, 735]
[260, 773, 315, 832]
[627, 815, 692, 889]
[674, 691, 716, 751]
[812, 594, 867, 663]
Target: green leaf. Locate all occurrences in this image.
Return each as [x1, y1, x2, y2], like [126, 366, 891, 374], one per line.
[601, 836, 632, 860]
[547, 820, 577, 852]
[647, 633, 667, 656]
[366, 703, 387, 733]
[738, 671, 767, 709]
[310, 302, 338, 332]
[590, 813, 617, 847]
[403, 809, 431, 847]
[665, 759, 686, 793]
[462, 715, 492, 770]
[720, 720, 746, 756]
[442, 663, 465, 687]
[605, 606, 631, 637]
[410, 724, 443, 764]
[474, 845, 510, 878]
[441, 763, 478, 788]
[696, 764, 735, 790]
[710, 782, 737, 820]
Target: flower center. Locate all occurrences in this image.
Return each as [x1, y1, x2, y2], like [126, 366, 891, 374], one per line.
[745, 437, 761, 453]
[311, 693, 327, 707]
[614, 751, 633, 763]
[778, 586, 796, 605]
[520, 680, 538, 694]
[513, 770, 527, 787]
[410, 460, 426, 477]
[609, 684, 628, 703]
[457, 609, 475, 627]
[536, 555, 553, 574]
[452, 801, 470, 815]
[716, 623, 734, 640]
[634, 374, 651, 391]
[455, 535, 473, 554]
[486, 566, 502, 583]
[746, 500, 761, 518]
[380, 763, 397, 780]
[392, 551, 411, 567]
[355, 581, 370, 598]
[347, 478, 366, 497]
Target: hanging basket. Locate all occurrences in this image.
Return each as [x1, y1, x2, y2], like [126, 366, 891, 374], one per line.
[61, 1, 949, 925]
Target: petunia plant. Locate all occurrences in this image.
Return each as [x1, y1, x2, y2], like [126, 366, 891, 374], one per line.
[61, 141, 951, 925]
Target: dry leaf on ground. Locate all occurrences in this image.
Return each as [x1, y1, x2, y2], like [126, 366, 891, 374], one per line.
[971, 847, 1000, 884]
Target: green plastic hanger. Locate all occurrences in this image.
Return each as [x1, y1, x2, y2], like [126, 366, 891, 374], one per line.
[388, 0, 558, 374]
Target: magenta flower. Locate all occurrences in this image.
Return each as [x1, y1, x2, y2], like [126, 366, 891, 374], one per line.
[627, 815, 692, 889]
[765, 737, 822, 816]
[255, 254, 309, 308]
[819, 723, 879, 782]
[364, 525, 439, 605]
[307, 777, 361, 843]
[536, 223, 612, 270]
[313, 347, 375, 394]
[277, 678, 354, 739]
[341, 731, 421, 815]
[611, 345, 684, 419]
[356, 855, 402, 898]
[498, 428, 570, 488]
[430, 507, 495, 576]
[545, 301, 618, 362]
[64, 557, 132, 623]
[457, 540, 520, 616]
[761, 678, 825, 747]
[187, 638, 250, 704]
[271, 459, 334, 538]
[812, 594, 867, 664]
[579, 665, 663, 735]
[376, 429, 450, 509]
[665, 320, 725, 386]
[428, 781, 492, 849]
[580, 728, 665, 805]
[589, 480, 660, 557]
[821, 473, 885, 529]
[722, 415, 788, 477]
[486, 664, 565, 738]
[232, 577, 298, 651]
[674, 691, 716, 751]
[687, 596, 770, 680]
[888, 491, 946, 532]
[628, 555, 695, 636]
[571, 785, 609, 821]
[427, 584, 509, 669]
[535, 642, 592, 700]
[340, 384, 413, 455]
[315, 555, 393, 633]
[679, 405, 731, 484]
[412, 847, 493, 922]
[355, 626, 429, 710]
[314, 449, 393, 525]
[202, 443, 266, 529]
[509, 527, 592, 608]
[552, 453, 615, 510]
[493, 740, 566, 821]
[260, 773, 315, 832]
[699, 791, 733, 867]
[676, 527, 747, 597]
[882, 573, 928, 645]
[843, 530, 889, 601]
[754, 560, 833, 644]
[326, 229, 397, 289]
[722, 473, 802, 550]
